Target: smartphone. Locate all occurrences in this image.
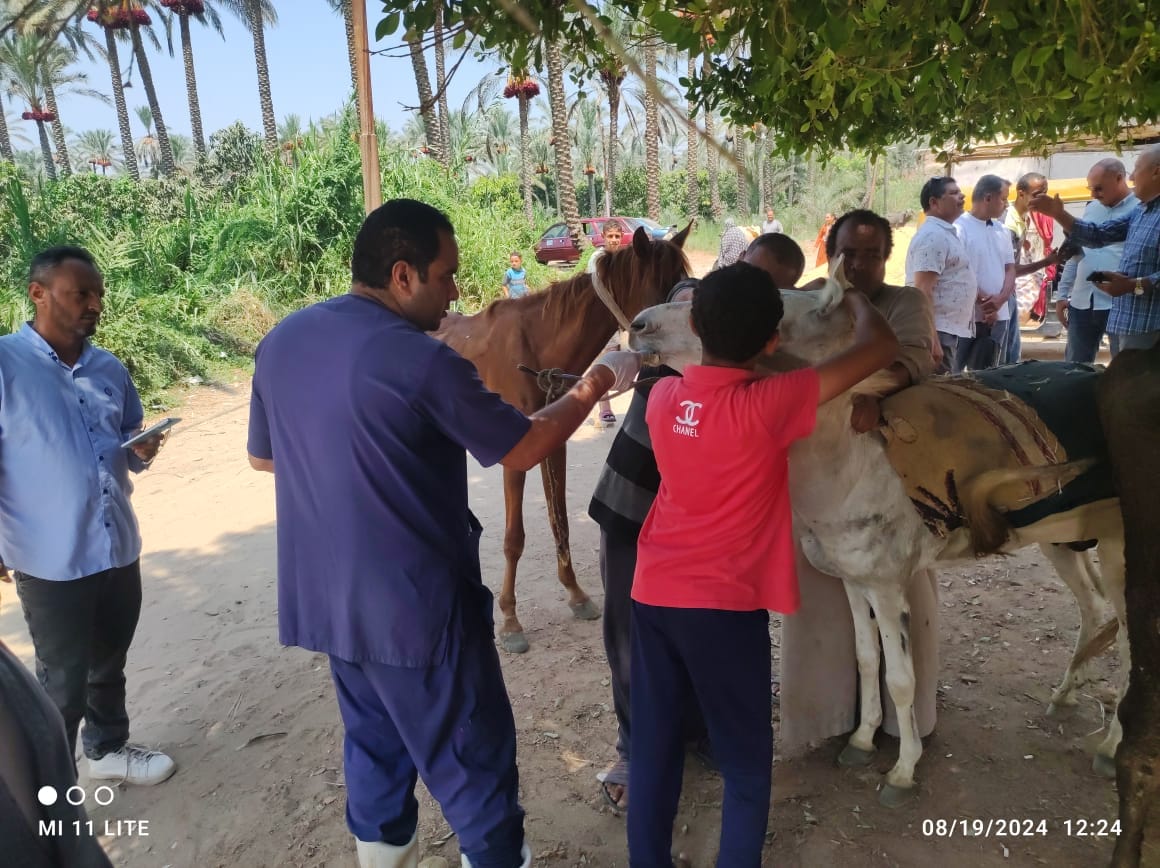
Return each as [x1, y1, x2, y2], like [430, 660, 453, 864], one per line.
[1089, 271, 1108, 283]
[121, 417, 181, 449]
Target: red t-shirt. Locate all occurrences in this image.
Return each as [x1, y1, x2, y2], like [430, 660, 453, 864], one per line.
[632, 365, 820, 614]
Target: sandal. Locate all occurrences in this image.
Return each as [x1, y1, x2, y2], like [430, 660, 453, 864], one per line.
[600, 411, 617, 425]
[597, 760, 629, 813]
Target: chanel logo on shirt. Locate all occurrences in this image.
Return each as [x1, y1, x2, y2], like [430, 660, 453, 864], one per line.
[673, 400, 703, 437]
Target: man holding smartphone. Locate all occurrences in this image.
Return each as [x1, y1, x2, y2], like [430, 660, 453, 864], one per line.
[0, 246, 175, 787]
[1031, 145, 1160, 351]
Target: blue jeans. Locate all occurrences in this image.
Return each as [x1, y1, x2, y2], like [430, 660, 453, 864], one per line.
[629, 603, 772, 868]
[1064, 305, 1117, 363]
[1001, 295, 1021, 364]
[936, 331, 960, 375]
[955, 319, 1011, 371]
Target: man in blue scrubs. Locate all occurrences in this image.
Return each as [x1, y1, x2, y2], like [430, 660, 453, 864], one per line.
[0, 246, 174, 788]
[247, 199, 640, 868]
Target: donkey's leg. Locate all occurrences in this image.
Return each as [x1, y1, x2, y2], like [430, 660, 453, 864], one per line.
[1040, 544, 1107, 714]
[540, 445, 600, 620]
[1093, 538, 1129, 779]
[499, 467, 530, 653]
[869, 586, 922, 807]
[838, 580, 883, 768]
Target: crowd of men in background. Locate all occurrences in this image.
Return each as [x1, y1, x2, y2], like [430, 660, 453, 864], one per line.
[905, 148, 1160, 373]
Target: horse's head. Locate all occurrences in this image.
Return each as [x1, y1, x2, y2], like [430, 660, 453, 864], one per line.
[629, 255, 856, 371]
[594, 223, 692, 320]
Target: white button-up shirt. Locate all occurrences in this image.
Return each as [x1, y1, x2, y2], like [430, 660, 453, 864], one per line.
[906, 216, 978, 338]
[955, 213, 1015, 321]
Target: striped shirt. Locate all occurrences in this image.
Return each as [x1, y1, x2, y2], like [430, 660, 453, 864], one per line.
[1067, 197, 1160, 335]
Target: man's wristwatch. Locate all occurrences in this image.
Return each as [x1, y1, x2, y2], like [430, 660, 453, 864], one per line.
[1134, 277, 1146, 296]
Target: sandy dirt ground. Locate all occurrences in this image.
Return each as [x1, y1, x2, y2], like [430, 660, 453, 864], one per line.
[0, 373, 1126, 868]
[0, 249, 1127, 867]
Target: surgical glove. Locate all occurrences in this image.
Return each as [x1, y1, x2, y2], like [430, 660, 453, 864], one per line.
[587, 350, 644, 395]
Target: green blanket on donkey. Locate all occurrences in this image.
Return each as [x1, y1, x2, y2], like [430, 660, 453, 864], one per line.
[878, 361, 1113, 538]
[973, 361, 1112, 528]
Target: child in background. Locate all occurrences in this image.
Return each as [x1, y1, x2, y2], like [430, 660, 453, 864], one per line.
[502, 252, 528, 299]
[593, 221, 626, 426]
[627, 262, 898, 867]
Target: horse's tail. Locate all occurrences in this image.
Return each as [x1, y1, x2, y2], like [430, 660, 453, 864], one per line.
[959, 459, 1097, 555]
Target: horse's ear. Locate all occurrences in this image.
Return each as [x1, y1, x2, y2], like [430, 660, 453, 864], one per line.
[631, 226, 652, 260]
[670, 221, 693, 249]
[818, 253, 847, 316]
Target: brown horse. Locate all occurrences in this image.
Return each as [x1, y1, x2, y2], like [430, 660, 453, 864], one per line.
[434, 224, 690, 652]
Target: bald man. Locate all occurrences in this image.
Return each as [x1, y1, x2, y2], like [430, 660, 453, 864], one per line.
[1055, 159, 1138, 362]
[1032, 145, 1160, 351]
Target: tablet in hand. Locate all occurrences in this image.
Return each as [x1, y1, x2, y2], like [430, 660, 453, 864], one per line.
[121, 417, 181, 449]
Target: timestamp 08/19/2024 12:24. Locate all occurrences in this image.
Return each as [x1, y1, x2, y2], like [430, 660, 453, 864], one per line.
[922, 817, 1122, 838]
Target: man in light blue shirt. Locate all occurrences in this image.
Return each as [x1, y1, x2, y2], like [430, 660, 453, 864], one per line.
[1055, 159, 1138, 362]
[0, 246, 175, 787]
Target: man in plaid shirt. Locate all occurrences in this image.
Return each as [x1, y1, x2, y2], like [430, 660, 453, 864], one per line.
[1031, 145, 1160, 351]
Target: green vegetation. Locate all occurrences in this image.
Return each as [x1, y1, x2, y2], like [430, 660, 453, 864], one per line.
[0, 114, 556, 405]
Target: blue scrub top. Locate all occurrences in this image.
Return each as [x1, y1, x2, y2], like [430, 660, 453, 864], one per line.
[248, 294, 531, 666]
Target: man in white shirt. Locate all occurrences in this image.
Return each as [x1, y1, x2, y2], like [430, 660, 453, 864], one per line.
[953, 175, 1016, 370]
[1056, 158, 1138, 362]
[761, 208, 783, 235]
[905, 177, 976, 373]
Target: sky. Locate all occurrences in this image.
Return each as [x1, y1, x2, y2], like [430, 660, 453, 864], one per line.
[7, 2, 506, 146]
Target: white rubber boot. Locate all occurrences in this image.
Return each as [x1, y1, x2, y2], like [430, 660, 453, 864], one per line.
[356, 832, 420, 868]
[459, 843, 531, 868]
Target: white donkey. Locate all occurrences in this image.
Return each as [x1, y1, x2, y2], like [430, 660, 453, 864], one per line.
[627, 261, 1127, 806]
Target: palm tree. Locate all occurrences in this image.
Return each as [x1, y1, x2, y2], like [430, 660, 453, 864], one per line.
[86, 4, 141, 180]
[503, 71, 537, 223]
[732, 125, 747, 214]
[278, 112, 302, 166]
[703, 57, 722, 220]
[133, 103, 157, 170]
[406, 34, 441, 163]
[432, 3, 450, 170]
[72, 127, 118, 173]
[1, 32, 102, 179]
[222, 0, 278, 151]
[642, 34, 660, 221]
[325, 0, 356, 116]
[544, 35, 583, 243]
[685, 51, 698, 219]
[570, 95, 602, 217]
[158, 0, 224, 163]
[0, 94, 16, 161]
[88, 3, 174, 176]
[168, 131, 194, 171]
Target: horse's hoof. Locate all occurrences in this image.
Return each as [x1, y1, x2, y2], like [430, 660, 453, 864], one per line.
[879, 782, 917, 808]
[1046, 700, 1075, 719]
[1093, 753, 1117, 780]
[569, 598, 601, 621]
[500, 631, 530, 654]
[838, 743, 877, 768]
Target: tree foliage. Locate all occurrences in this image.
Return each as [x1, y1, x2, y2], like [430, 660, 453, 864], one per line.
[375, 0, 1160, 157]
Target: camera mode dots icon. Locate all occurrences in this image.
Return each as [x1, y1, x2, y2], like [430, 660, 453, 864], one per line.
[38, 786, 59, 806]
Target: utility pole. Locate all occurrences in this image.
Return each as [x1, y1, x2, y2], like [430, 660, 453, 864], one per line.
[351, 0, 382, 213]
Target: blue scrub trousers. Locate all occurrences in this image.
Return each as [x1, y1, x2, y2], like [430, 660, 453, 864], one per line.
[628, 602, 772, 868]
[329, 601, 525, 868]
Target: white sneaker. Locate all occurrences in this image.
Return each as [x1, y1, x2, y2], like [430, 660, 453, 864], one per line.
[87, 744, 176, 786]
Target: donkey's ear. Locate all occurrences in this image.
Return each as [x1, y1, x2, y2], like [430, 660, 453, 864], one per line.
[670, 220, 693, 249]
[632, 226, 652, 259]
[818, 253, 846, 316]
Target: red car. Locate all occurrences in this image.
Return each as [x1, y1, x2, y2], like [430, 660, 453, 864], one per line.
[534, 216, 637, 265]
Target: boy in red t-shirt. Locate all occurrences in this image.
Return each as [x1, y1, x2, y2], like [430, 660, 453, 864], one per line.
[627, 262, 898, 867]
